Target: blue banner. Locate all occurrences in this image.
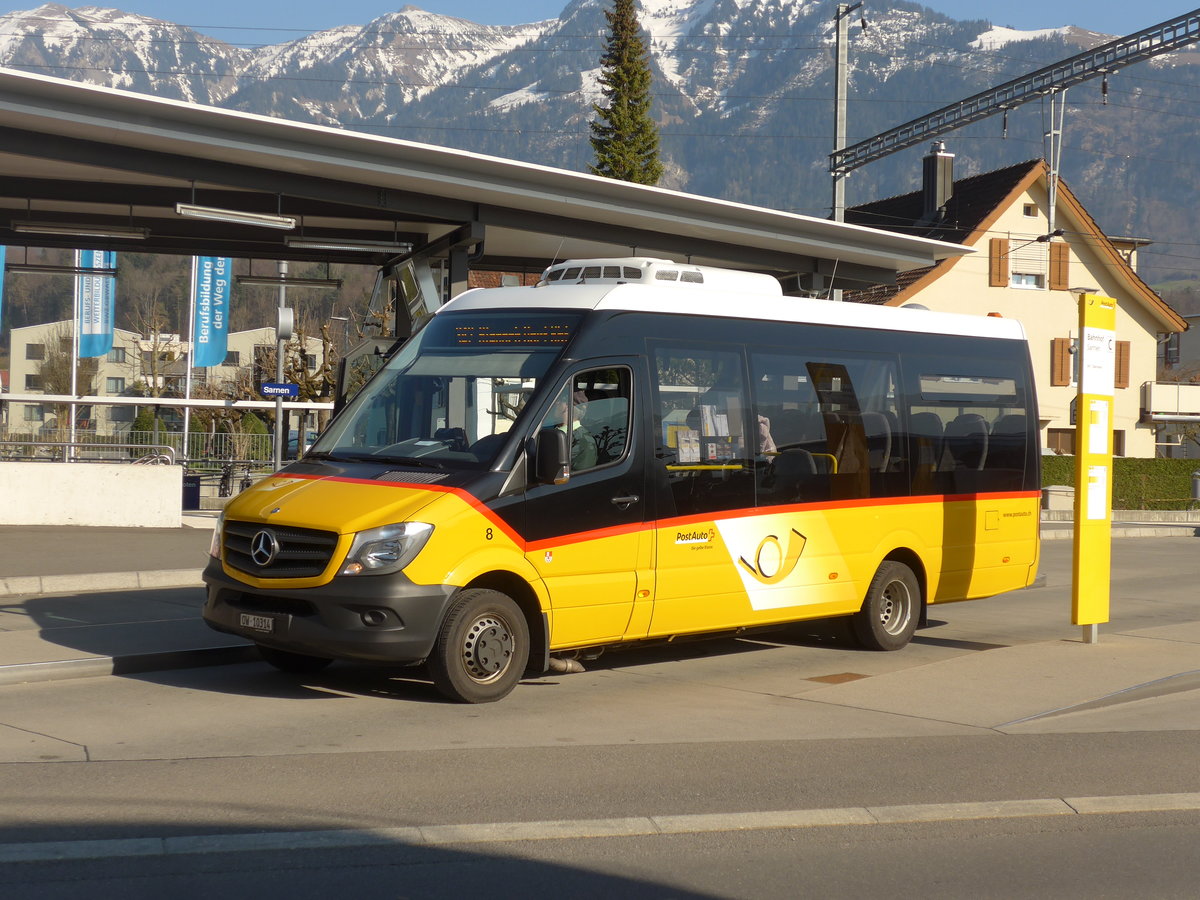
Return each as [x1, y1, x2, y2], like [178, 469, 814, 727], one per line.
[76, 249, 116, 359]
[192, 256, 232, 368]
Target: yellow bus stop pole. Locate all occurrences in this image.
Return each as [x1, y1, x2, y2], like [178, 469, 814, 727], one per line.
[1071, 292, 1117, 644]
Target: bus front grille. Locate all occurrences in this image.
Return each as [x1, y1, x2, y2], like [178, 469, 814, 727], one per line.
[224, 521, 339, 579]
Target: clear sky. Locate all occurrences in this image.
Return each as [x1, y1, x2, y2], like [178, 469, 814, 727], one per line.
[0, 2, 1189, 46]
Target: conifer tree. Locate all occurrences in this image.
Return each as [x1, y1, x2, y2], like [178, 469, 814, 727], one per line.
[588, 0, 663, 185]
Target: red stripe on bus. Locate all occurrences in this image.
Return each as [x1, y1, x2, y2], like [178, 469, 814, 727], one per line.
[267, 473, 1038, 554]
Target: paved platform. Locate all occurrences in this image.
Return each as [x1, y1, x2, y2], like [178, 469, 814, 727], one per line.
[0, 514, 257, 685]
[0, 512, 1197, 689]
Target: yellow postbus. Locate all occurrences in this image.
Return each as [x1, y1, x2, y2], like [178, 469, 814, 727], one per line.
[203, 258, 1040, 702]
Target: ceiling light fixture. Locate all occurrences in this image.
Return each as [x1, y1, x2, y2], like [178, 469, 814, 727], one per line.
[237, 275, 344, 289]
[6, 263, 120, 276]
[11, 221, 149, 240]
[175, 203, 297, 230]
[284, 237, 414, 254]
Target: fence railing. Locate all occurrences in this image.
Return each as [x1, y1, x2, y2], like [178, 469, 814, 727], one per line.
[0, 428, 275, 462]
[0, 439, 177, 464]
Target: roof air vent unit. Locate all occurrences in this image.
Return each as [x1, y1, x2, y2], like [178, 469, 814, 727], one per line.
[537, 257, 782, 296]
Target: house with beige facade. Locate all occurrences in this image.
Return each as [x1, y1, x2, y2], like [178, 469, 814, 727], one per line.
[846, 146, 1187, 459]
[5, 321, 323, 437]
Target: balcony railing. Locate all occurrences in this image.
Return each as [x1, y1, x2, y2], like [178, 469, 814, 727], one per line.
[1141, 381, 1200, 423]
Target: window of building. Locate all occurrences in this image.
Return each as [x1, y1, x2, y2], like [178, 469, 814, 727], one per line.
[1022, 203, 1038, 217]
[25, 343, 45, 361]
[1050, 337, 1078, 387]
[107, 347, 127, 363]
[304, 353, 317, 370]
[23, 405, 44, 422]
[1046, 428, 1075, 455]
[142, 349, 174, 367]
[106, 377, 126, 394]
[1009, 238, 1048, 290]
[1051, 338, 1129, 388]
[223, 350, 241, 366]
[990, 236, 1070, 290]
[109, 405, 136, 423]
[24, 373, 42, 391]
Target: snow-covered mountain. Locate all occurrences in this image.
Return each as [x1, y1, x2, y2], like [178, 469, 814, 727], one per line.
[2, 2, 1198, 281]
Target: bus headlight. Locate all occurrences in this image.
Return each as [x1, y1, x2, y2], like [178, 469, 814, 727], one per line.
[209, 513, 224, 559]
[339, 523, 434, 576]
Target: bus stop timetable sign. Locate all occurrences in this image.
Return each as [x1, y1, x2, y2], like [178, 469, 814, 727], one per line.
[262, 382, 299, 398]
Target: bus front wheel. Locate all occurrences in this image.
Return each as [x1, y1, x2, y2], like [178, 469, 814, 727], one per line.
[428, 588, 530, 703]
[852, 561, 920, 651]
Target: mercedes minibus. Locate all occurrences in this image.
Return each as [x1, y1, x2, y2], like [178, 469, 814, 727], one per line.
[203, 257, 1040, 702]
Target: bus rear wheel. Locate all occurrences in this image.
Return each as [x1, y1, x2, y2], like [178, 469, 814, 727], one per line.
[851, 561, 920, 651]
[428, 589, 529, 703]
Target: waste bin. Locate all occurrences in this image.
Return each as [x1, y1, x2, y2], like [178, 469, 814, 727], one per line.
[182, 473, 202, 511]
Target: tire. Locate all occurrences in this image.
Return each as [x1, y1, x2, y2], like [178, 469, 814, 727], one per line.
[428, 589, 529, 703]
[257, 644, 334, 674]
[851, 560, 920, 651]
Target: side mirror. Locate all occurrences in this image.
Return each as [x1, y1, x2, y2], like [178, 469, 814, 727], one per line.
[534, 428, 571, 485]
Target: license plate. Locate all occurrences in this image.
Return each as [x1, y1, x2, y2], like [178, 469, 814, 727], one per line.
[239, 613, 274, 633]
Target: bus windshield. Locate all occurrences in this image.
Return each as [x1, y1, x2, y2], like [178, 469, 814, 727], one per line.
[311, 310, 583, 469]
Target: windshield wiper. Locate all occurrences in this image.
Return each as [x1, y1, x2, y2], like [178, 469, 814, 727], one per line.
[303, 450, 350, 462]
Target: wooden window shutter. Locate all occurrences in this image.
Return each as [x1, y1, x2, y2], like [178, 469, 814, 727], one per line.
[1051, 338, 1072, 386]
[989, 238, 1009, 287]
[1049, 242, 1070, 291]
[1115, 341, 1131, 389]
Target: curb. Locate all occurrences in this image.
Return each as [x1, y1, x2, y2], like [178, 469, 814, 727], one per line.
[4, 792, 1200, 863]
[1040, 526, 1200, 541]
[0, 644, 259, 687]
[0, 568, 204, 599]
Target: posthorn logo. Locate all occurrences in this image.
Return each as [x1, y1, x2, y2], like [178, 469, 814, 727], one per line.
[250, 530, 280, 567]
[738, 528, 806, 585]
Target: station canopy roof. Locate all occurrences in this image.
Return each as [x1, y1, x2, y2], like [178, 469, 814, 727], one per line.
[0, 68, 970, 290]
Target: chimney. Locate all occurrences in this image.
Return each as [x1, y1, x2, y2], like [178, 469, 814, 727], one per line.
[922, 141, 954, 221]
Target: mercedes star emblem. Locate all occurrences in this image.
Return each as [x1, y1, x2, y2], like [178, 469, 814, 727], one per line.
[250, 530, 280, 567]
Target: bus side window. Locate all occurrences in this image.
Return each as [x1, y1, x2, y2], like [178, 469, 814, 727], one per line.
[539, 367, 633, 474]
[653, 344, 754, 516]
[908, 365, 1031, 493]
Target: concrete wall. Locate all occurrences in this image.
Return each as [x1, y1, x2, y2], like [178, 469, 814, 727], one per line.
[0, 462, 181, 527]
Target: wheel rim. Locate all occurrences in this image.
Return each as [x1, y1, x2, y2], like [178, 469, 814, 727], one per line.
[460, 613, 515, 683]
[877, 578, 913, 636]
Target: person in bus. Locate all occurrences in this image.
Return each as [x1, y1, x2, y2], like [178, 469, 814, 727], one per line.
[545, 387, 597, 470]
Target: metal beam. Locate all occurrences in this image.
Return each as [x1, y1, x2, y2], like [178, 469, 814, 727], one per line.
[479, 206, 834, 276]
[0, 127, 476, 222]
[830, 8, 1200, 174]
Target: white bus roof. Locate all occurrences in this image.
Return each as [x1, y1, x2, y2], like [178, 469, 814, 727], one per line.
[446, 259, 1027, 342]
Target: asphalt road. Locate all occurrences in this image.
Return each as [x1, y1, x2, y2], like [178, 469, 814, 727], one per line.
[1, 538, 1198, 897]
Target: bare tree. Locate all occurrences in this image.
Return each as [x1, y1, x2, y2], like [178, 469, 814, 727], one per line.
[36, 322, 98, 438]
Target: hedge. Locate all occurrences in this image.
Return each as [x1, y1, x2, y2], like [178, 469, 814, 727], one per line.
[1041, 455, 1200, 510]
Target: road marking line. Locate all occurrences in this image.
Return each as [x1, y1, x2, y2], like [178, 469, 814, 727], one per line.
[3, 792, 1200, 864]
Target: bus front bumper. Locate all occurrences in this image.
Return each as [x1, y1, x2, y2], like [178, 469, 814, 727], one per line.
[202, 559, 456, 664]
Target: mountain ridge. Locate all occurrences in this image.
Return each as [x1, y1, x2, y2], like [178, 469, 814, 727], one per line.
[1, 1, 1198, 282]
